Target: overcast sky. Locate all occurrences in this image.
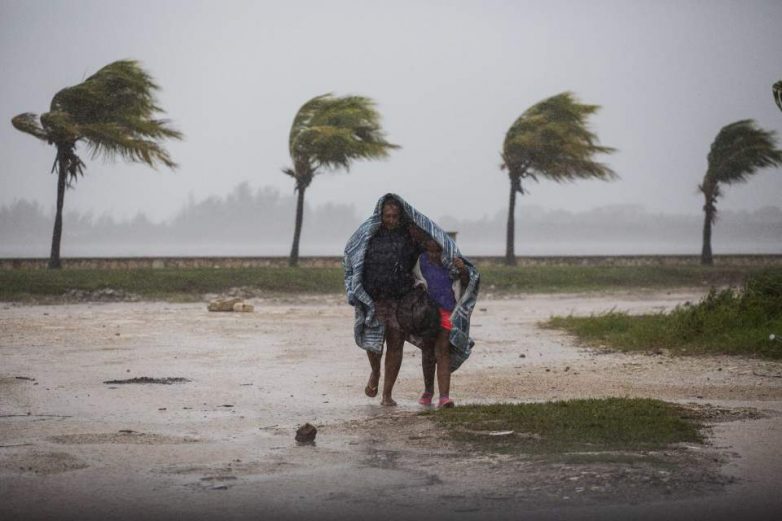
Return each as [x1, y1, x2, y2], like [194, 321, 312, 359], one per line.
[1, 0, 781, 224]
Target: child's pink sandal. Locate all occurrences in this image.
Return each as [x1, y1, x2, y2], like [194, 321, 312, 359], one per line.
[418, 392, 433, 406]
[437, 396, 455, 408]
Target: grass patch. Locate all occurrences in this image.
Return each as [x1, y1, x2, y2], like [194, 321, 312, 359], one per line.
[0, 267, 346, 300]
[545, 270, 782, 359]
[425, 398, 703, 454]
[0, 264, 773, 301]
[480, 264, 755, 293]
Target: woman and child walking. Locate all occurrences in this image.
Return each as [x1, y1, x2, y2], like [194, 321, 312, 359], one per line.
[343, 194, 480, 408]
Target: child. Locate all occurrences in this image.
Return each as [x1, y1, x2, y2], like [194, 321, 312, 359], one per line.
[414, 237, 469, 408]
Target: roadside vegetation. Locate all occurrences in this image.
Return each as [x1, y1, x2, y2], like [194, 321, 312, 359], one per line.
[0, 264, 776, 301]
[426, 398, 703, 454]
[546, 270, 782, 359]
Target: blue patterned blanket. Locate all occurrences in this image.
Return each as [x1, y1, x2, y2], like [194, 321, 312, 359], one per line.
[343, 193, 480, 372]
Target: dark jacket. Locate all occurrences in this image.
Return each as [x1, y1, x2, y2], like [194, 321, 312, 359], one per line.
[362, 226, 419, 300]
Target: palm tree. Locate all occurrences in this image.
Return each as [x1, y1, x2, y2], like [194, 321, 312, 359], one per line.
[11, 60, 181, 269]
[699, 120, 782, 265]
[774, 81, 782, 113]
[284, 93, 398, 266]
[500, 92, 617, 265]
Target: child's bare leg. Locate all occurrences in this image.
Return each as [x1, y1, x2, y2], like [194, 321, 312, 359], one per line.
[434, 329, 453, 407]
[419, 340, 435, 405]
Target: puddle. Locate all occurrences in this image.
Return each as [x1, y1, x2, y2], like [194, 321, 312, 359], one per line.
[103, 377, 191, 385]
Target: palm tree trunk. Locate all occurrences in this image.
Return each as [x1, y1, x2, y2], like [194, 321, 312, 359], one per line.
[701, 203, 714, 266]
[505, 176, 518, 266]
[289, 184, 306, 267]
[48, 153, 67, 270]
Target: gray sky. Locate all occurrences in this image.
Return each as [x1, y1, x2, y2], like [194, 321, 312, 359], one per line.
[1, 0, 781, 224]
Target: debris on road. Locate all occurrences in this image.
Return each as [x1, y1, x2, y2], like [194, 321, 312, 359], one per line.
[295, 423, 317, 443]
[207, 298, 254, 312]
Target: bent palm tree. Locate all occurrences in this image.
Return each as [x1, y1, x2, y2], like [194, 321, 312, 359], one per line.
[11, 59, 181, 269]
[500, 92, 617, 265]
[699, 120, 782, 265]
[284, 93, 398, 266]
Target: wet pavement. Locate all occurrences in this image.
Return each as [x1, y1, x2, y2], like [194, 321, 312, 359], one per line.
[1, 293, 781, 520]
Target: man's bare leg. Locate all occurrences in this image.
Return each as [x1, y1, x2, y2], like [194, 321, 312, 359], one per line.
[434, 329, 452, 401]
[365, 350, 381, 397]
[381, 328, 404, 406]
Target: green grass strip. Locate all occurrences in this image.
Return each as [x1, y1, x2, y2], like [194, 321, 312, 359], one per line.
[0, 264, 775, 300]
[545, 270, 782, 359]
[0, 267, 345, 300]
[427, 398, 703, 454]
[480, 264, 755, 293]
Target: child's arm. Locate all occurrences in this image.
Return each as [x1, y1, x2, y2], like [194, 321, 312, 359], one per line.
[453, 257, 470, 285]
[412, 257, 427, 290]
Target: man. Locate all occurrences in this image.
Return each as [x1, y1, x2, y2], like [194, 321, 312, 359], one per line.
[359, 196, 420, 406]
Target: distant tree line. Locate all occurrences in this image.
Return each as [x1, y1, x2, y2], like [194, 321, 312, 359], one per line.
[2, 185, 780, 257]
[0, 183, 357, 256]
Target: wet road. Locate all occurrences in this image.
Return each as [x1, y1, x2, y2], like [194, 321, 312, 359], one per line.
[1, 293, 781, 520]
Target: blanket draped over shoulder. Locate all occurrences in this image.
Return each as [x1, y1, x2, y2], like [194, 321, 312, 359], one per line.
[343, 193, 480, 372]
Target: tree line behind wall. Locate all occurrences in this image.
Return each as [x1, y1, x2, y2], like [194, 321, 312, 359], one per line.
[2, 183, 781, 257]
[0, 183, 357, 256]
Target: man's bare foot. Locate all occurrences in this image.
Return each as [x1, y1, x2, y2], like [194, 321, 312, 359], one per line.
[365, 372, 379, 397]
[380, 396, 397, 406]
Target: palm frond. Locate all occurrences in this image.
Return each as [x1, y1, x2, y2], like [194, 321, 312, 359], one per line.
[287, 93, 398, 178]
[288, 93, 334, 157]
[706, 120, 782, 185]
[51, 60, 160, 124]
[12, 59, 182, 169]
[10, 113, 49, 141]
[501, 92, 616, 183]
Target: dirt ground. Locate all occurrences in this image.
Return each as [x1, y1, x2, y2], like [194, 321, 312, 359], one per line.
[1, 290, 781, 521]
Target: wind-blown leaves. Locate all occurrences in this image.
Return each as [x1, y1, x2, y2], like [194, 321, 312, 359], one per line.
[287, 93, 398, 188]
[11, 59, 182, 180]
[501, 92, 616, 185]
[706, 120, 782, 186]
[11, 113, 49, 141]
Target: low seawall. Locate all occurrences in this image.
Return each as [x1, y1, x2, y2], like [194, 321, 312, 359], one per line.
[2, 254, 782, 270]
